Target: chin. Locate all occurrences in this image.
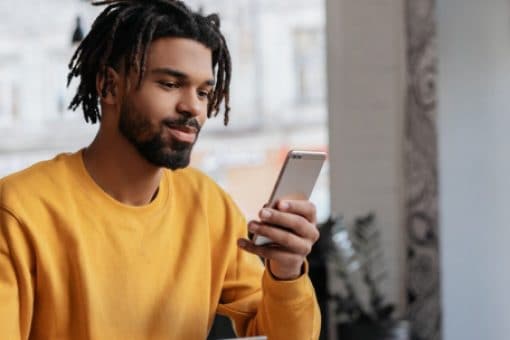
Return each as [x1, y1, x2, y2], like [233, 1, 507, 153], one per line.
[164, 158, 191, 171]
[129, 135, 195, 170]
[145, 148, 193, 170]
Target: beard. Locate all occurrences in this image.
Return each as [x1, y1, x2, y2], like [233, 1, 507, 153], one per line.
[118, 100, 201, 170]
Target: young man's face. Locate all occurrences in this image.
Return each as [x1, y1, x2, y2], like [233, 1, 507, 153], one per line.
[118, 37, 214, 170]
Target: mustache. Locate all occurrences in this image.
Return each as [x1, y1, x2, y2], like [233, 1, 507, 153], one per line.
[162, 117, 201, 133]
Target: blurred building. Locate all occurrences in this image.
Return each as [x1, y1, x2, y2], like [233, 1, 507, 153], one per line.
[0, 0, 329, 221]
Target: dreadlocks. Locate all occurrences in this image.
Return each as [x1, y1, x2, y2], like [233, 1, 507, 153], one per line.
[67, 0, 232, 125]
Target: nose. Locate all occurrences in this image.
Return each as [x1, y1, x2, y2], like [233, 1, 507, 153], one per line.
[176, 89, 203, 119]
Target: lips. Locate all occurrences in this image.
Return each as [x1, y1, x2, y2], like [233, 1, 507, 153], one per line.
[165, 124, 197, 144]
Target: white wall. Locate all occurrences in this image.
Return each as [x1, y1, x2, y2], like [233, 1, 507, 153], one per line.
[437, 0, 510, 339]
[326, 0, 407, 314]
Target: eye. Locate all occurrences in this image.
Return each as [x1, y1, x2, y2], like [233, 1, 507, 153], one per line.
[158, 81, 179, 89]
[198, 89, 211, 99]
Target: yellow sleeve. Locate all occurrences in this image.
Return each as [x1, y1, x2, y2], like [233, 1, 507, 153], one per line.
[0, 207, 35, 340]
[257, 263, 322, 340]
[216, 207, 321, 340]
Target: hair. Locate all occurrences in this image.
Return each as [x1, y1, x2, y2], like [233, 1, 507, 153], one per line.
[67, 0, 232, 125]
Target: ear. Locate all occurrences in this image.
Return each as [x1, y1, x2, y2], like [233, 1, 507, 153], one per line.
[96, 66, 121, 105]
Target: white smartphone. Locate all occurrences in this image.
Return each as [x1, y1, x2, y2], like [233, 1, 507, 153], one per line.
[253, 150, 327, 246]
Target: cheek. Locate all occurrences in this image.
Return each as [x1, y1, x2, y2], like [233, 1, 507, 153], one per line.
[130, 86, 175, 119]
[198, 112, 208, 128]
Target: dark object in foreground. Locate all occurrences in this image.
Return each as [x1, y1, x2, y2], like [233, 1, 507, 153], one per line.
[338, 317, 410, 340]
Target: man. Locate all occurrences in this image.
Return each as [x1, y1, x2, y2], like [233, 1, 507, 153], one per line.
[0, 1, 321, 339]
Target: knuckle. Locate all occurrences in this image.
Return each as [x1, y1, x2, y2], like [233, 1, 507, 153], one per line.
[309, 202, 317, 215]
[288, 219, 309, 238]
[303, 243, 312, 255]
[294, 215, 307, 230]
[312, 228, 320, 242]
[280, 233, 293, 247]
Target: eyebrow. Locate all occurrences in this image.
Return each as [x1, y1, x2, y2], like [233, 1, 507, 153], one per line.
[151, 67, 215, 86]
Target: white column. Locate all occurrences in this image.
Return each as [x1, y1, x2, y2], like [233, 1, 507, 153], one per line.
[438, 0, 510, 339]
[326, 0, 407, 314]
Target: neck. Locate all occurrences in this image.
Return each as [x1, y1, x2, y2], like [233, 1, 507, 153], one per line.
[83, 128, 163, 206]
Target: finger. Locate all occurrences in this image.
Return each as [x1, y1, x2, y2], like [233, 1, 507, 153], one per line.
[237, 238, 304, 265]
[248, 221, 312, 256]
[258, 208, 319, 242]
[277, 200, 317, 225]
[258, 208, 308, 235]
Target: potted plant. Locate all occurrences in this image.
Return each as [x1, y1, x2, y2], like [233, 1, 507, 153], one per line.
[319, 214, 409, 340]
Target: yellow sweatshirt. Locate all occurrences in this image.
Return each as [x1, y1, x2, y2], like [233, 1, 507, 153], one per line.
[0, 151, 320, 340]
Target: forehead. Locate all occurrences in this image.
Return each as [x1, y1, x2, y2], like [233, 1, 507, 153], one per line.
[144, 37, 214, 80]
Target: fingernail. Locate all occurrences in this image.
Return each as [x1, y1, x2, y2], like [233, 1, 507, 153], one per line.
[238, 239, 247, 247]
[260, 209, 271, 219]
[280, 201, 290, 210]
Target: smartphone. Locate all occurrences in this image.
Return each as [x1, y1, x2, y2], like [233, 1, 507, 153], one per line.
[253, 150, 327, 246]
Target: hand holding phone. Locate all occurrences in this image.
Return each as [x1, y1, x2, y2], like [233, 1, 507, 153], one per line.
[252, 150, 326, 246]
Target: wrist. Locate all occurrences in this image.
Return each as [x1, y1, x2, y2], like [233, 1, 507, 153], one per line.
[267, 260, 303, 280]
